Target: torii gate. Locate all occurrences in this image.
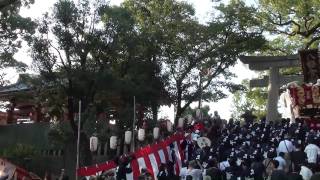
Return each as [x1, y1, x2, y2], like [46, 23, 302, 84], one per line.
[240, 55, 303, 122]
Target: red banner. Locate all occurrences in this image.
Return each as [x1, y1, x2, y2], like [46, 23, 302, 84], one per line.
[77, 133, 188, 179]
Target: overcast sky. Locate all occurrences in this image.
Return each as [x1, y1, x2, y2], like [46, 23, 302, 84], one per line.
[9, 0, 259, 120]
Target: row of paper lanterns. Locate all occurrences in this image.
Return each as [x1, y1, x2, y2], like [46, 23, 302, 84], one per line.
[90, 121, 174, 151]
[89, 127, 160, 151]
[108, 121, 170, 150]
[90, 110, 200, 151]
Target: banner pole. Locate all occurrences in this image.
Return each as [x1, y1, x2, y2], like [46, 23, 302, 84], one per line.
[76, 100, 81, 180]
[131, 96, 136, 152]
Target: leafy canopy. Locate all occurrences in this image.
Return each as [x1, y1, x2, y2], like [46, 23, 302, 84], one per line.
[0, 0, 36, 85]
[124, 0, 266, 123]
[258, 0, 320, 49]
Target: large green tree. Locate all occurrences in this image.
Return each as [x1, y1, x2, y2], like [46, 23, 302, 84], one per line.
[98, 5, 170, 125]
[28, 0, 123, 165]
[31, 0, 111, 118]
[28, 0, 168, 165]
[124, 0, 266, 124]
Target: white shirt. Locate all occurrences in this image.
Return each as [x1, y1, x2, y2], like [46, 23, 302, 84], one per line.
[187, 169, 203, 180]
[304, 143, 320, 163]
[274, 156, 286, 170]
[180, 167, 188, 180]
[277, 139, 295, 153]
[218, 161, 230, 171]
[300, 165, 313, 180]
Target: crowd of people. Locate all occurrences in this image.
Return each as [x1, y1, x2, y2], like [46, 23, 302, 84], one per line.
[103, 111, 320, 180]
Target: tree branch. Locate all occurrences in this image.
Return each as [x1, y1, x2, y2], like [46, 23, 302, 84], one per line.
[178, 45, 216, 83]
[305, 35, 320, 49]
[299, 22, 320, 37]
[179, 62, 225, 116]
[48, 41, 67, 69]
[271, 29, 296, 36]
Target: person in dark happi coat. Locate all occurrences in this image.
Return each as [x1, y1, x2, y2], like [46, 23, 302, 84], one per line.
[167, 143, 178, 179]
[115, 155, 133, 180]
[205, 158, 223, 180]
[290, 143, 307, 171]
[181, 139, 195, 162]
[287, 165, 303, 180]
[251, 155, 265, 180]
[270, 160, 288, 180]
[157, 163, 169, 180]
[225, 156, 242, 180]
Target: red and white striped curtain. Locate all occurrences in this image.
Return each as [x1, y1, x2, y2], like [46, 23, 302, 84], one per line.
[77, 133, 188, 179]
[13, 167, 32, 180]
[0, 158, 32, 180]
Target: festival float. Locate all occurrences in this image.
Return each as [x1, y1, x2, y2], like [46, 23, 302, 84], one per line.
[285, 81, 320, 129]
[284, 49, 320, 129]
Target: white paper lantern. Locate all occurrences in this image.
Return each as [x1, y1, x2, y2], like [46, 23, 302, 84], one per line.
[110, 136, 117, 149]
[167, 120, 173, 132]
[178, 118, 184, 128]
[124, 131, 132, 145]
[187, 114, 193, 124]
[196, 109, 201, 118]
[138, 128, 145, 141]
[153, 127, 160, 139]
[90, 136, 98, 152]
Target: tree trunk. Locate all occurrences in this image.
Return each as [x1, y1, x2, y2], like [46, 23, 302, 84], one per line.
[80, 132, 92, 166]
[67, 96, 77, 131]
[175, 104, 183, 125]
[175, 83, 183, 125]
[151, 103, 158, 125]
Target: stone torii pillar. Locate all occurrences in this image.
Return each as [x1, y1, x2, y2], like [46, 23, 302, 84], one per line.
[240, 55, 301, 122]
[267, 67, 280, 122]
[249, 74, 303, 122]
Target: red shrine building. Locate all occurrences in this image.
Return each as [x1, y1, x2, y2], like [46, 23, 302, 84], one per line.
[0, 74, 43, 125]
